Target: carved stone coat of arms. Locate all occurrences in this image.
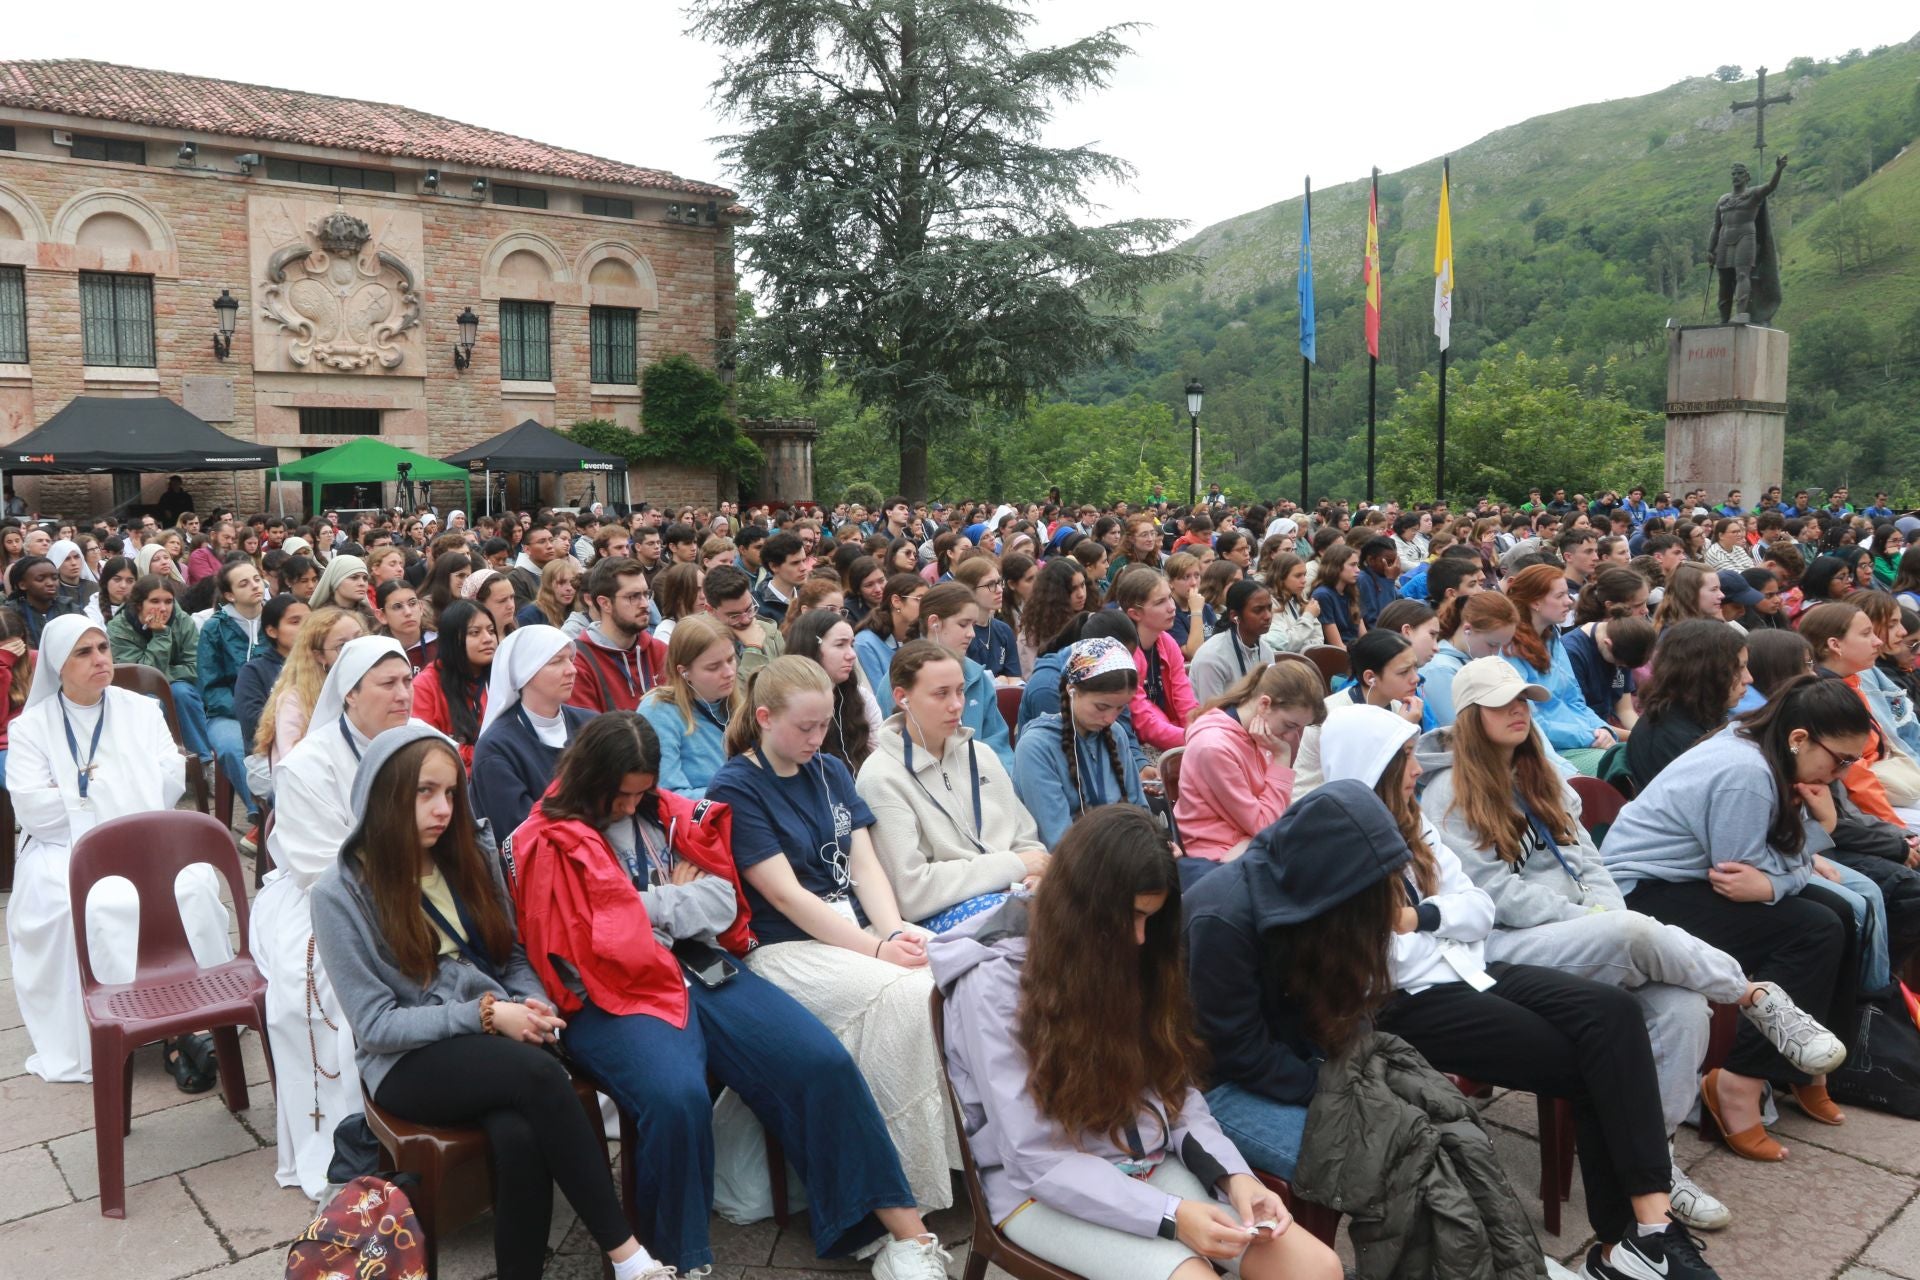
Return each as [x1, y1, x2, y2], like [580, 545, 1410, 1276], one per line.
[250, 201, 424, 373]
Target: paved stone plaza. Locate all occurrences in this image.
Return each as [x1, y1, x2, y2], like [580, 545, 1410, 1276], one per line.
[2, 857, 1918, 1279]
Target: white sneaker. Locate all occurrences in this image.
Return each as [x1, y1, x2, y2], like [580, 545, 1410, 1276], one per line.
[1667, 1161, 1731, 1231]
[1741, 981, 1846, 1075]
[871, 1233, 953, 1280]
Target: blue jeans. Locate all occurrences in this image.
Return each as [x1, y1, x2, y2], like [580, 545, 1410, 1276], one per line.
[1823, 860, 1890, 991]
[168, 680, 214, 762]
[1202, 1081, 1309, 1180]
[562, 965, 910, 1270]
[206, 715, 257, 819]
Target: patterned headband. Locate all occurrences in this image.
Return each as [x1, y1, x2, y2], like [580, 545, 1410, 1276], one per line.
[1066, 636, 1136, 686]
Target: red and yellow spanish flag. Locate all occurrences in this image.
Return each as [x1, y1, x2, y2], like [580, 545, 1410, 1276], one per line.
[1363, 178, 1382, 359]
[1433, 162, 1454, 352]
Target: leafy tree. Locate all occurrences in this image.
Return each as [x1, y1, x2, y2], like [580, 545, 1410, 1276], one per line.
[693, 0, 1186, 500]
[1714, 65, 1743, 83]
[1375, 345, 1661, 504]
[1795, 312, 1877, 390]
[565, 356, 762, 476]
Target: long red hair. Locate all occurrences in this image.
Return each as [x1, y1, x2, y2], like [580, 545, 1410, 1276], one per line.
[1503, 564, 1564, 672]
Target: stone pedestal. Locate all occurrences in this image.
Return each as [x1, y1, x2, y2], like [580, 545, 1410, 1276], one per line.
[1665, 324, 1787, 507]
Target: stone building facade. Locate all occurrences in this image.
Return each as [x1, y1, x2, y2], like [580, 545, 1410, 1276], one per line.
[0, 59, 744, 517]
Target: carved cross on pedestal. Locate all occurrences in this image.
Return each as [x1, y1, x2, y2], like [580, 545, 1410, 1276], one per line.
[1732, 65, 1792, 151]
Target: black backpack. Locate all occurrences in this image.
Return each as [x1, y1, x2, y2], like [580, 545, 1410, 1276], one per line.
[1826, 988, 1920, 1118]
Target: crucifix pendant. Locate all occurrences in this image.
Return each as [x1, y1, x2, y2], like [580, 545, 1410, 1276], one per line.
[311, 1105, 325, 1132]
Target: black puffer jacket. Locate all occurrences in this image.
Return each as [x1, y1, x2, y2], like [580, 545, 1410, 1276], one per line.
[1294, 1032, 1543, 1280]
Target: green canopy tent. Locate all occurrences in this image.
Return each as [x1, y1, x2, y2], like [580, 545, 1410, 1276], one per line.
[272, 437, 469, 517]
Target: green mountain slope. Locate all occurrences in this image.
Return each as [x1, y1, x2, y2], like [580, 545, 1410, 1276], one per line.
[1081, 36, 1920, 500]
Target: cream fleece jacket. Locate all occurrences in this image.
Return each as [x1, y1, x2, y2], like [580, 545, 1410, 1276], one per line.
[857, 715, 1045, 923]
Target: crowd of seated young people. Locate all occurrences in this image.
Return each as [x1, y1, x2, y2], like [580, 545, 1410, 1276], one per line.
[13, 483, 1920, 1278]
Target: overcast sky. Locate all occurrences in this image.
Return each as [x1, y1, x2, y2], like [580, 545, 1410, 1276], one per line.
[10, 2, 1913, 239]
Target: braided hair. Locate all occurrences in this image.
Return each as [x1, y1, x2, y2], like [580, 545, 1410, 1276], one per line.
[1059, 666, 1138, 818]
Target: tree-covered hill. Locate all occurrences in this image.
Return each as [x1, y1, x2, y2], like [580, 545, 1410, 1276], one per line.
[1073, 35, 1920, 503]
[771, 35, 1920, 507]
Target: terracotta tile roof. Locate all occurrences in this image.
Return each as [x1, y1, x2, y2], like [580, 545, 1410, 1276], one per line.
[0, 59, 735, 199]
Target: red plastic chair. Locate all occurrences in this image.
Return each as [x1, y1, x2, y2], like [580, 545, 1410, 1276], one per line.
[1447, 1075, 1573, 1236]
[213, 771, 238, 829]
[1159, 746, 1185, 807]
[253, 803, 276, 890]
[930, 989, 1083, 1280]
[1251, 1170, 1342, 1248]
[0, 785, 15, 894]
[364, 1071, 615, 1279]
[109, 664, 211, 815]
[1567, 775, 1627, 843]
[68, 810, 272, 1218]
[996, 685, 1023, 741]
[1303, 645, 1348, 694]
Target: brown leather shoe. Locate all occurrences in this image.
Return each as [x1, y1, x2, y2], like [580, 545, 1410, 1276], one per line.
[1791, 1081, 1846, 1125]
[1700, 1068, 1787, 1161]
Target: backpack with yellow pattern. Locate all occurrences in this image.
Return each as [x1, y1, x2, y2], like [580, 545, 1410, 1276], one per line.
[285, 1174, 427, 1280]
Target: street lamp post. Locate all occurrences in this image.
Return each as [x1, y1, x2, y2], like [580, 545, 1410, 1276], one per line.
[1185, 378, 1204, 508]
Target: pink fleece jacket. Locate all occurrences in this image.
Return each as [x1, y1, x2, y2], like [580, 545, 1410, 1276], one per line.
[1129, 629, 1197, 752]
[1174, 707, 1295, 860]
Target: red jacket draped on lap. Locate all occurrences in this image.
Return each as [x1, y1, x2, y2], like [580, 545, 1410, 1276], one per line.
[510, 787, 754, 1024]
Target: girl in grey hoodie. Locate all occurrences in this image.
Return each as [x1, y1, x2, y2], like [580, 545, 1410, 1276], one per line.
[1416, 657, 1843, 1231]
[928, 805, 1341, 1280]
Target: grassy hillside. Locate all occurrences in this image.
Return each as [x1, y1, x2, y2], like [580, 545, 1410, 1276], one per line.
[1074, 35, 1920, 500]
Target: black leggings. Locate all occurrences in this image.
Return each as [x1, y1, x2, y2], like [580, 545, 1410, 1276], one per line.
[375, 1034, 630, 1280]
[1625, 877, 1853, 1083]
[1375, 964, 1670, 1244]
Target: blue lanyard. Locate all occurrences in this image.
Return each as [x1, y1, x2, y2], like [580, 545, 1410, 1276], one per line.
[338, 715, 363, 763]
[693, 697, 730, 733]
[418, 878, 501, 982]
[61, 697, 108, 798]
[621, 813, 679, 887]
[1142, 642, 1166, 706]
[902, 731, 986, 854]
[1520, 799, 1583, 885]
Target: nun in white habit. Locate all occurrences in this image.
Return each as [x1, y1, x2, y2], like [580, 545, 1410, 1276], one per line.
[469, 624, 594, 840]
[45, 537, 97, 610]
[254, 636, 418, 1197]
[4, 615, 233, 1083]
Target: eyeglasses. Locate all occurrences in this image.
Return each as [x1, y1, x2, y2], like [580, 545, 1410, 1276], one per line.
[977, 578, 1003, 590]
[1811, 738, 1862, 771]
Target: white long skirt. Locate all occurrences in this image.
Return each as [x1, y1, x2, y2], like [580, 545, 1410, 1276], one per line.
[744, 938, 959, 1211]
[251, 869, 363, 1200]
[6, 836, 233, 1084]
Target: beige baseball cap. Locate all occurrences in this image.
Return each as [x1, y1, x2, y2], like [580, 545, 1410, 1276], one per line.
[1451, 656, 1549, 713]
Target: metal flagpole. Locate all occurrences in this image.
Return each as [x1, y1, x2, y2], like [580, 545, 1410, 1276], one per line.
[1366, 167, 1379, 504]
[1436, 157, 1451, 501]
[1299, 176, 1313, 511]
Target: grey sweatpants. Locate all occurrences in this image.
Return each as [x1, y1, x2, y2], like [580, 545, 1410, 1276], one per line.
[1486, 911, 1748, 1132]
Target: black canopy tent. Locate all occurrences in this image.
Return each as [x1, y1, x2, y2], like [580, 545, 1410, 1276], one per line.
[2, 396, 278, 473]
[442, 419, 625, 515]
[1, 396, 279, 518]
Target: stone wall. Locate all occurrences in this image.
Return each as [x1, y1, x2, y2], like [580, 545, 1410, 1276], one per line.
[0, 141, 736, 519]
